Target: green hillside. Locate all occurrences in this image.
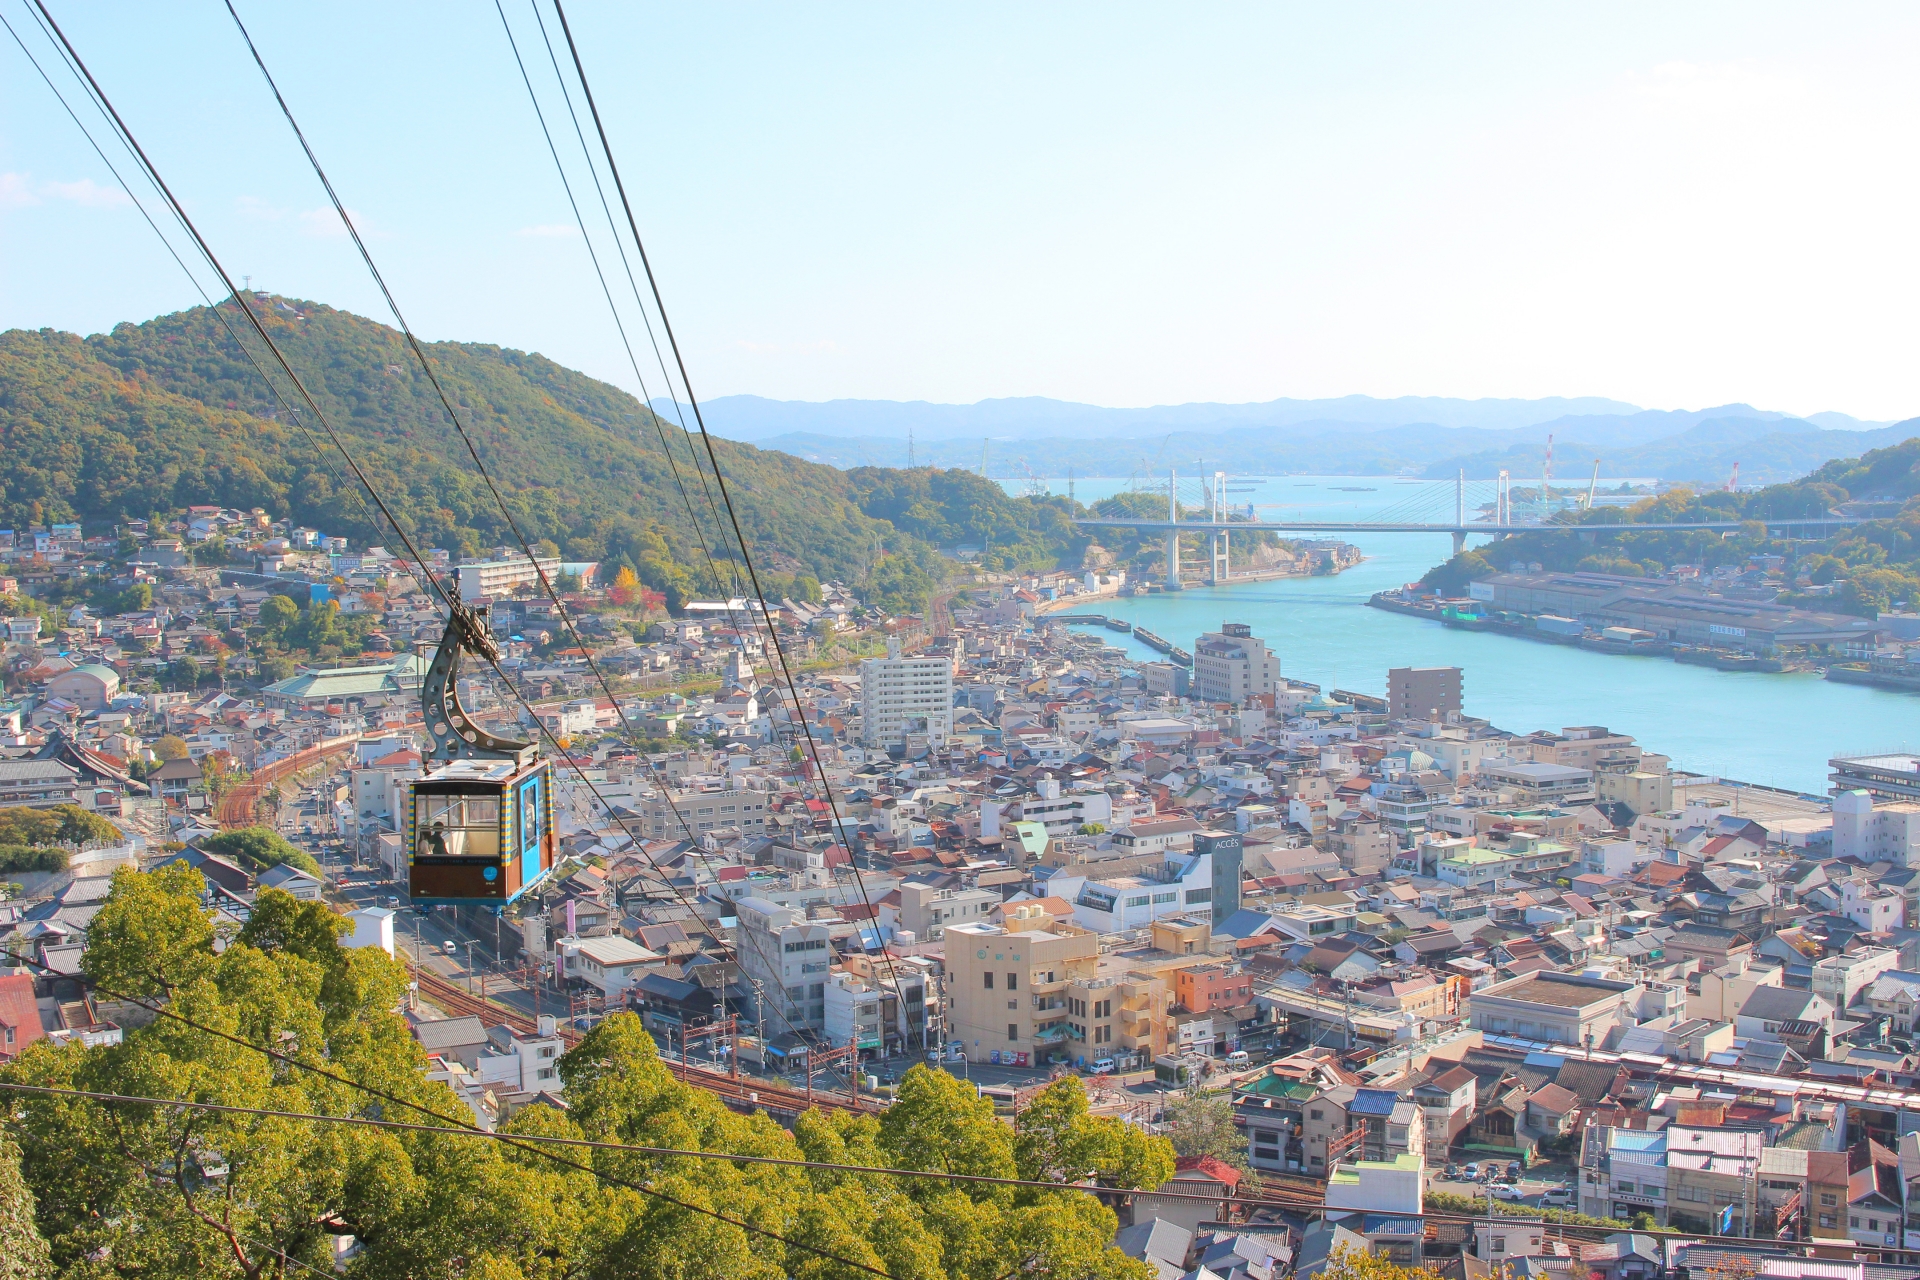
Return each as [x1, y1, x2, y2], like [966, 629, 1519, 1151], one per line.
[0, 300, 933, 595]
[1418, 449, 1920, 617]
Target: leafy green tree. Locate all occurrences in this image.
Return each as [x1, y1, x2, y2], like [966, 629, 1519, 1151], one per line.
[0, 1130, 51, 1280]
[153, 735, 190, 761]
[0, 804, 118, 849]
[81, 863, 218, 996]
[6, 869, 1153, 1280]
[198, 826, 321, 876]
[1161, 1090, 1246, 1168]
[257, 592, 299, 636]
[0, 848, 66, 875]
[1418, 548, 1494, 596]
[1013, 1077, 1173, 1192]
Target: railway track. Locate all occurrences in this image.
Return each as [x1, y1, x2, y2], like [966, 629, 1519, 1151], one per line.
[407, 965, 874, 1116]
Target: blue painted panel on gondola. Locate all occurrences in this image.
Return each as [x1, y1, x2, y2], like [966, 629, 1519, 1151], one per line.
[519, 774, 544, 866]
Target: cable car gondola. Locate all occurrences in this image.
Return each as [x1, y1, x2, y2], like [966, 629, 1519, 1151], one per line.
[405, 603, 555, 906]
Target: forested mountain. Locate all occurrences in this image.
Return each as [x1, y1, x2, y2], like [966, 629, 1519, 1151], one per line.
[0, 300, 1087, 607]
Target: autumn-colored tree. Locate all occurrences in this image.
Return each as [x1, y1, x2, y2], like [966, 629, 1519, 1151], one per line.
[152, 735, 190, 761]
[609, 564, 643, 608]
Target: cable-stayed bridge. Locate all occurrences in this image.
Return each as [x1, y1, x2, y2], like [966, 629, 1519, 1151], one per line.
[1073, 470, 1867, 589]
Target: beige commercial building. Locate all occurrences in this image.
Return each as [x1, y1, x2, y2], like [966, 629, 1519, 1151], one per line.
[944, 907, 1175, 1067]
[1192, 623, 1280, 707]
[945, 910, 1099, 1066]
[1387, 667, 1461, 721]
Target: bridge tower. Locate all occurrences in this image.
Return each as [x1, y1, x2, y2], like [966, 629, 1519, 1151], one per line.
[1451, 469, 1467, 556]
[1164, 468, 1182, 590]
[1210, 471, 1230, 585]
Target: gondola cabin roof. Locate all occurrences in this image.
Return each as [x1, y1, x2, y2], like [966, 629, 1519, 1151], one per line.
[420, 759, 523, 784]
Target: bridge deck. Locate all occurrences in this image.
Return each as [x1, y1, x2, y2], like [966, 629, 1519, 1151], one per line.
[1075, 517, 1864, 535]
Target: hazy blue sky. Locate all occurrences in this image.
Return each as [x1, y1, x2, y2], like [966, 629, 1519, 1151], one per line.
[4, 3, 1919, 418]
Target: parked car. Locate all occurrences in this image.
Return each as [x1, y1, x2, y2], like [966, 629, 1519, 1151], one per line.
[1461, 1163, 1479, 1180]
[1543, 1186, 1575, 1207]
[1089, 1058, 1116, 1075]
[1444, 1164, 1460, 1179]
[1225, 1050, 1250, 1066]
[1506, 1161, 1523, 1180]
[1492, 1185, 1523, 1201]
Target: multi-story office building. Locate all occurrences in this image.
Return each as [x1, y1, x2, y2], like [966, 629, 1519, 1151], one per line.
[637, 778, 773, 839]
[944, 908, 1099, 1066]
[734, 897, 835, 1034]
[1192, 623, 1280, 706]
[1194, 830, 1243, 925]
[1387, 667, 1462, 721]
[860, 637, 954, 748]
[1831, 753, 1920, 802]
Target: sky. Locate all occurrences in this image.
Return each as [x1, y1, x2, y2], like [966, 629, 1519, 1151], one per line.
[3, 2, 1920, 419]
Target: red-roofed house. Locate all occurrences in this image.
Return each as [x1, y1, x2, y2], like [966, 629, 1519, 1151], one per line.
[1134, 1155, 1245, 1231]
[0, 974, 44, 1061]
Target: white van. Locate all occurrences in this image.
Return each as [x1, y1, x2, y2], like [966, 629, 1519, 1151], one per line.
[1089, 1058, 1116, 1074]
[1542, 1186, 1575, 1207]
[1225, 1050, 1251, 1066]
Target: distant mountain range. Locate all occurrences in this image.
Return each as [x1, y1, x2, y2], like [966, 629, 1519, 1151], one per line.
[653, 394, 1907, 484]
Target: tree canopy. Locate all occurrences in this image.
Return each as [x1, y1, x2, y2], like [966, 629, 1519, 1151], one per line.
[197, 827, 321, 877]
[2, 868, 1168, 1279]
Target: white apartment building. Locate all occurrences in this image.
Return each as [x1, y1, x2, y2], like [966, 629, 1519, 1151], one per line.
[1047, 849, 1217, 933]
[1833, 790, 1920, 866]
[860, 637, 954, 748]
[894, 881, 1000, 940]
[473, 1017, 567, 1095]
[457, 553, 562, 602]
[824, 970, 888, 1051]
[1191, 623, 1281, 707]
[1840, 880, 1906, 934]
[1811, 946, 1900, 1012]
[735, 897, 836, 1033]
[1014, 776, 1113, 836]
[637, 777, 773, 839]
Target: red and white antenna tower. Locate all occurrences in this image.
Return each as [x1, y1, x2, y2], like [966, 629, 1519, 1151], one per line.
[1725, 461, 1739, 492]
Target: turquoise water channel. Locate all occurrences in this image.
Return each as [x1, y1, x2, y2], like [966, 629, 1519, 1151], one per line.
[1008, 475, 1915, 796]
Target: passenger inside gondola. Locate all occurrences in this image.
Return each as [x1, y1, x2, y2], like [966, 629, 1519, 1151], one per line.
[413, 794, 500, 860]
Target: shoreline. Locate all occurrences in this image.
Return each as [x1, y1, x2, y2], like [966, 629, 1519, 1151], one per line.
[1032, 556, 1368, 619]
[1362, 591, 1908, 688]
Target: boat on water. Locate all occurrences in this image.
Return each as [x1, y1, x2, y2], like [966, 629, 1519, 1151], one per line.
[1054, 613, 1106, 625]
[1132, 626, 1173, 654]
[1331, 486, 1377, 492]
[1105, 617, 1133, 632]
[1168, 647, 1193, 667]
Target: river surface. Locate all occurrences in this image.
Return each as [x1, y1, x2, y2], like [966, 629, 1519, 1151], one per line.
[1005, 475, 1916, 796]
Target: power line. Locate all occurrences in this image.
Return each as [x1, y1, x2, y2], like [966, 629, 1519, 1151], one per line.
[22, 0, 791, 1084]
[490, 0, 904, 1053]
[217, 0, 835, 1060]
[546, 0, 906, 1033]
[2, 950, 897, 1278]
[0, 1078, 1218, 1203]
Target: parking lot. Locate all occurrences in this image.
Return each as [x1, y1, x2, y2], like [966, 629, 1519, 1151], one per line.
[1429, 1161, 1577, 1208]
